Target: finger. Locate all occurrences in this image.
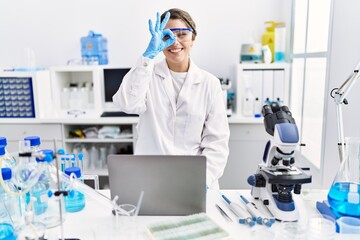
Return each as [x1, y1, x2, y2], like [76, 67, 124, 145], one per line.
[154, 12, 160, 32]
[148, 19, 154, 34]
[160, 12, 170, 30]
[163, 29, 176, 48]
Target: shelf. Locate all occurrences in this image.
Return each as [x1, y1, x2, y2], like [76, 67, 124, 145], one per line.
[64, 137, 133, 143]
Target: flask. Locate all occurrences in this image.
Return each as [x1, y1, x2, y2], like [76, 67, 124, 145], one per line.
[0, 137, 17, 167]
[81, 31, 108, 65]
[274, 22, 286, 62]
[328, 137, 360, 217]
[64, 167, 86, 212]
[261, 21, 275, 62]
[33, 150, 64, 228]
[0, 168, 22, 230]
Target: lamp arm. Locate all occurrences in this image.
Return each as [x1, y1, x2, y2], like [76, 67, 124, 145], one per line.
[333, 60, 360, 162]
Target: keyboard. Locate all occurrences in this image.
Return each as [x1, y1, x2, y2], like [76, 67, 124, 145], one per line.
[100, 111, 139, 117]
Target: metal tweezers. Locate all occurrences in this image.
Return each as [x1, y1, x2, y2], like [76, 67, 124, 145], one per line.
[215, 204, 233, 223]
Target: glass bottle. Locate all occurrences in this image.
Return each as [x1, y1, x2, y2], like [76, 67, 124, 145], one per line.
[0, 137, 17, 168]
[328, 137, 360, 217]
[64, 167, 86, 212]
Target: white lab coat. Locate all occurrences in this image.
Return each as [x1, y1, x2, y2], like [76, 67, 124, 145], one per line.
[113, 56, 230, 189]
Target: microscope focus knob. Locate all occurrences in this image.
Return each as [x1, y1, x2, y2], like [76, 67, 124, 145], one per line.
[247, 174, 266, 188]
[294, 184, 302, 195]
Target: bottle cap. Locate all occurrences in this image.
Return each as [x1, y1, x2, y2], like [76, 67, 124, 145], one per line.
[0, 137, 7, 146]
[36, 149, 54, 162]
[0, 145, 5, 156]
[65, 167, 82, 178]
[1, 168, 12, 180]
[24, 136, 41, 147]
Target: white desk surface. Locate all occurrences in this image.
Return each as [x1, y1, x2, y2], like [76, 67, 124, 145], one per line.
[46, 189, 358, 240]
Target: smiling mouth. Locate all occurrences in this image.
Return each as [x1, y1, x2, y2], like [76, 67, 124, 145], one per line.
[169, 48, 182, 53]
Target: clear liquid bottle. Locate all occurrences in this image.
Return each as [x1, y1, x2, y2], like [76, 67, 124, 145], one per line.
[33, 149, 64, 228]
[0, 137, 17, 168]
[89, 145, 99, 169]
[0, 182, 16, 240]
[0, 168, 23, 231]
[328, 137, 360, 217]
[64, 167, 86, 212]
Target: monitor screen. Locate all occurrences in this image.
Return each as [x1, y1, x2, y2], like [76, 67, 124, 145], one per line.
[103, 68, 131, 102]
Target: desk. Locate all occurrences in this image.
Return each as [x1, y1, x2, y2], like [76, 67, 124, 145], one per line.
[46, 189, 358, 240]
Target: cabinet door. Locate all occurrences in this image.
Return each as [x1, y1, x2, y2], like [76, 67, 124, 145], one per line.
[219, 124, 268, 189]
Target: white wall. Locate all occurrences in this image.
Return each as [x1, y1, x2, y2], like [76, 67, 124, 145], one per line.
[322, 0, 360, 187]
[0, 0, 291, 81]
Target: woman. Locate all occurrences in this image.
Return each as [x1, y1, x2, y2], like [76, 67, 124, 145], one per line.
[113, 8, 229, 189]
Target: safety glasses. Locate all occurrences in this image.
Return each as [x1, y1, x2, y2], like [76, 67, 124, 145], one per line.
[163, 28, 194, 42]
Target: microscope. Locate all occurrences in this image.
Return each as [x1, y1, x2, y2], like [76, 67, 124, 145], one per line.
[247, 105, 312, 221]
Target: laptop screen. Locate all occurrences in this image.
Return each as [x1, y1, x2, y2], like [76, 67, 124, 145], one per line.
[107, 155, 206, 216]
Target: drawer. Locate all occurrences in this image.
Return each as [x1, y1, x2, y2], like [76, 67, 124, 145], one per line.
[229, 124, 268, 141]
[0, 123, 62, 141]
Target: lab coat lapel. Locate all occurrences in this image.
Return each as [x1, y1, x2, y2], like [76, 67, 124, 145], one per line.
[176, 60, 202, 110]
[155, 59, 177, 116]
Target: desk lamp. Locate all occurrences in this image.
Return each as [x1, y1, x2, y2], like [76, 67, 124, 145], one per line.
[331, 60, 360, 162]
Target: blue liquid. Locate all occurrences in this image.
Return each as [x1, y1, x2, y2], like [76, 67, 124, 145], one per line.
[65, 191, 85, 213]
[25, 190, 48, 215]
[275, 52, 285, 62]
[0, 223, 16, 240]
[328, 182, 360, 217]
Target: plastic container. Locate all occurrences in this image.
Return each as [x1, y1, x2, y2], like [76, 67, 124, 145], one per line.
[81, 31, 108, 65]
[261, 21, 275, 62]
[64, 167, 86, 213]
[0, 168, 23, 230]
[274, 22, 286, 62]
[336, 216, 360, 234]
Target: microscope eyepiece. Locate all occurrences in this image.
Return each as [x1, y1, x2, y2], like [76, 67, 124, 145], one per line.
[262, 105, 273, 117]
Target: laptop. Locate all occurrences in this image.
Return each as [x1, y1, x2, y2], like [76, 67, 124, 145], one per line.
[107, 155, 206, 216]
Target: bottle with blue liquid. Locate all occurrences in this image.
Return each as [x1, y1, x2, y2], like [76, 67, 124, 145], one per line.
[0, 168, 18, 240]
[33, 149, 64, 228]
[328, 137, 360, 217]
[64, 167, 86, 212]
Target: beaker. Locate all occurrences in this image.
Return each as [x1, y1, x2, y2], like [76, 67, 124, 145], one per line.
[328, 137, 360, 217]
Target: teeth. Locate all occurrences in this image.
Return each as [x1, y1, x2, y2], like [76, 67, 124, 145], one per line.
[170, 49, 181, 53]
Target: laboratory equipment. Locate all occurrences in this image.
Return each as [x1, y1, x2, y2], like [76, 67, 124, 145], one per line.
[215, 204, 232, 223]
[274, 22, 286, 62]
[0, 137, 17, 167]
[16, 197, 46, 240]
[81, 30, 108, 65]
[0, 168, 22, 230]
[24, 136, 41, 152]
[336, 216, 360, 234]
[64, 167, 85, 213]
[239, 195, 275, 227]
[261, 21, 275, 62]
[328, 137, 360, 217]
[33, 149, 64, 228]
[240, 43, 262, 63]
[220, 193, 255, 227]
[262, 45, 272, 64]
[247, 105, 312, 221]
[220, 78, 232, 117]
[0, 195, 16, 240]
[330, 60, 360, 162]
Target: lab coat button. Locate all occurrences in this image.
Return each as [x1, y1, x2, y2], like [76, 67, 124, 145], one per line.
[143, 62, 148, 67]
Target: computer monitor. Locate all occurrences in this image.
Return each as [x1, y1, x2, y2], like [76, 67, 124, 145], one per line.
[101, 67, 131, 111]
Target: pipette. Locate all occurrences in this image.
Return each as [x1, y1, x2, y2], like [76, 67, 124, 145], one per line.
[239, 195, 275, 227]
[220, 193, 255, 227]
[78, 153, 84, 176]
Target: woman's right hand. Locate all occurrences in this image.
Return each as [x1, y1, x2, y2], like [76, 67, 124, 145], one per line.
[143, 12, 176, 59]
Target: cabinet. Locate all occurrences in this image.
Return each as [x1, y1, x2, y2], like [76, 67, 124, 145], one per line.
[62, 121, 137, 176]
[235, 63, 289, 117]
[0, 123, 63, 153]
[219, 123, 268, 189]
[50, 66, 102, 118]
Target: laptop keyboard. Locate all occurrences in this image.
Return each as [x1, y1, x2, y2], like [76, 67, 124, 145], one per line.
[100, 111, 139, 117]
